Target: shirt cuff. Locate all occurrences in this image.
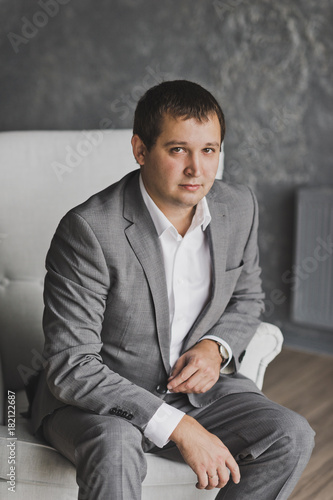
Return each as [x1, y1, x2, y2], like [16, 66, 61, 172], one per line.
[144, 402, 185, 448]
[199, 335, 233, 369]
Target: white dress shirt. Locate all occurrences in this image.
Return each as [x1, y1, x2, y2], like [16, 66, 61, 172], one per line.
[139, 176, 232, 447]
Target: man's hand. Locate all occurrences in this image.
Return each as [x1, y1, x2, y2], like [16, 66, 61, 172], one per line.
[170, 415, 240, 490]
[167, 339, 222, 394]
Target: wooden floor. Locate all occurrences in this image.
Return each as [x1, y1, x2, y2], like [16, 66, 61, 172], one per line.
[263, 347, 333, 500]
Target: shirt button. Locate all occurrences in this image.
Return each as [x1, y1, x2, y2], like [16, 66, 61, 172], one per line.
[156, 384, 167, 394]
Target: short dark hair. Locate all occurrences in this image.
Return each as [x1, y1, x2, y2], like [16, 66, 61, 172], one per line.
[133, 80, 225, 150]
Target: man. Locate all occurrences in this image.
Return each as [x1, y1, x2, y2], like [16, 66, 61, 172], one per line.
[32, 80, 314, 499]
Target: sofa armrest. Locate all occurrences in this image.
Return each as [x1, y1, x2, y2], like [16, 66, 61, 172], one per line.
[238, 322, 284, 390]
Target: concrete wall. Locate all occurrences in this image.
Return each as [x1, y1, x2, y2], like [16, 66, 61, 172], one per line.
[1, 0, 332, 351]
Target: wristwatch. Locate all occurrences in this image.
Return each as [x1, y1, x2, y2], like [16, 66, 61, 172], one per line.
[214, 341, 229, 364]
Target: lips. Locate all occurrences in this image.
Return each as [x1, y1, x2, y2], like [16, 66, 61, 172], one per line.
[179, 184, 201, 191]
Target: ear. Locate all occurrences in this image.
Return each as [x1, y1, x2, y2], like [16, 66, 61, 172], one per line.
[131, 134, 147, 166]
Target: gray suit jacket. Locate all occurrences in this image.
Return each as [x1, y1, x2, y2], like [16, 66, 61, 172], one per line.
[31, 170, 265, 433]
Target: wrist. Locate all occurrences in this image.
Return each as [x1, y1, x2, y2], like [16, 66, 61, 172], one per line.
[199, 339, 225, 364]
[170, 414, 195, 444]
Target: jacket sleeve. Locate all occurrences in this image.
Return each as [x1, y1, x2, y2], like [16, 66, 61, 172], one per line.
[42, 211, 163, 431]
[205, 187, 265, 372]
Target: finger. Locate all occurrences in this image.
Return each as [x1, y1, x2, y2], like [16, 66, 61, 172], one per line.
[216, 465, 231, 489]
[197, 379, 218, 394]
[168, 356, 186, 380]
[195, 468, 209, 490]
[167, 364, 198, 391]
[172, 370, 212, 394]
[225, 455, 241, 485]
[168, 369, 199, 392]
[206, 473, 219, 490]
[176, 364, 220, 393]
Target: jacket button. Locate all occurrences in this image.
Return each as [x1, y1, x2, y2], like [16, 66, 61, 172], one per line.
[238, 350, 246, 363]
[156, 384, 167, 394]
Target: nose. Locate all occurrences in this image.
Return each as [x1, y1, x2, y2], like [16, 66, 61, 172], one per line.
[184, 153, 201, 177]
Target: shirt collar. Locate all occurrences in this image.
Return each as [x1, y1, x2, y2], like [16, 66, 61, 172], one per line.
[139, 174, 211, 238]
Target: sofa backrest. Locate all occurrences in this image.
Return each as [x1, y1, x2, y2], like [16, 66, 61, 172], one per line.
[0, 129, 224, 423]
[0, 130, 137, 398]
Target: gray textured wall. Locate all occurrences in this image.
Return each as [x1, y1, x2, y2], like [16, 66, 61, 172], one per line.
[1, 0, 332, 350]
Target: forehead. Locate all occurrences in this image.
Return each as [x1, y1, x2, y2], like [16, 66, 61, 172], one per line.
[157, 112, 221, 143]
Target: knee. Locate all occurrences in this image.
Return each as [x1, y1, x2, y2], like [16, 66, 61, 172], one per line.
[275, 408, 315, 459]
[75, 415, 146, 472]
[74, 416, 147, 499]
[85, 416, 143, 457]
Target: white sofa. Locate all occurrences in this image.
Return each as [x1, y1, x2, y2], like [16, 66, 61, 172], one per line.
[0, 130, 283, 499]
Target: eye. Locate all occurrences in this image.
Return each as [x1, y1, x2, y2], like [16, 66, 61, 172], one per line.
[170, 147, 185, 153]
[203, 147, 215, 153]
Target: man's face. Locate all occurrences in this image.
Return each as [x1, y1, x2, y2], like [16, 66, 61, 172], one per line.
[131, 112, 221, 219]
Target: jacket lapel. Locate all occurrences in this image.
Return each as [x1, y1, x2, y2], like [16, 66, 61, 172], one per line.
[182, 184, 229, 351]
[123, 172, 171, 373]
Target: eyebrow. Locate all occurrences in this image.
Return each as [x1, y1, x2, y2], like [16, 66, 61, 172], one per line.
[163, 140, 220, 148]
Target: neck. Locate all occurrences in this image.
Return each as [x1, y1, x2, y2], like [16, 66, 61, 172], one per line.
[165, 206, 196, 237]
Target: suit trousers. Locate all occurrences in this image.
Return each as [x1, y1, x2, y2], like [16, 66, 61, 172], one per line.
[42, 392, 315, 500]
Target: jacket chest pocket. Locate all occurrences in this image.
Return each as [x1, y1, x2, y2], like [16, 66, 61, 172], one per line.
[219, 262, 244, 303]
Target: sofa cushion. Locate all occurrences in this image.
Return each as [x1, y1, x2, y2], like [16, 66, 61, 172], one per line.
[0, 390, 216, 499]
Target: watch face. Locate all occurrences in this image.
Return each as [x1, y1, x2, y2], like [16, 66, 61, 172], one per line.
[217, 343, 229, 361]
